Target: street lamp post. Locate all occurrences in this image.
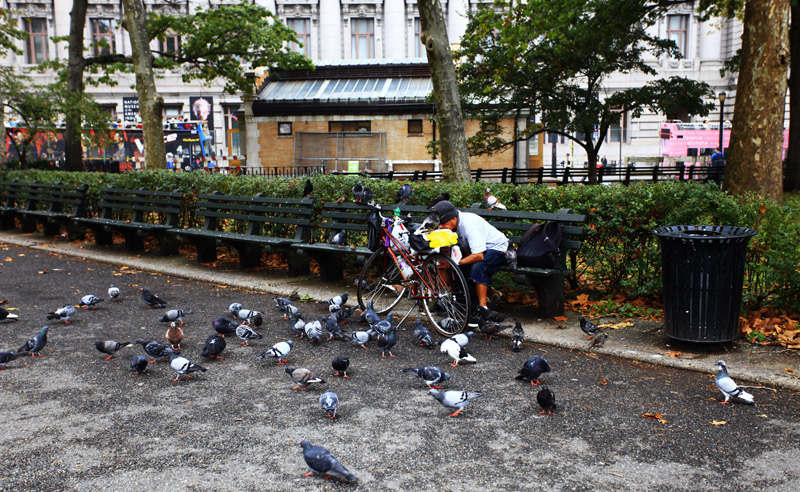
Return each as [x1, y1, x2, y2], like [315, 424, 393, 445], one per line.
[718, 91, 726, 152]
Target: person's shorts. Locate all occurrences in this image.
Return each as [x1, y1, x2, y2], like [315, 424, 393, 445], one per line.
[468, 249, 507, 285]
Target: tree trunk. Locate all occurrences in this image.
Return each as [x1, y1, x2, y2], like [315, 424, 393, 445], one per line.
[419, 0, 470, 182]
[121, 0, 166, 169]
[724, 0, 789, 199]
[785, 4, 800, 192]
[64, 0, 88, 172]
[0, 92, 5, 168]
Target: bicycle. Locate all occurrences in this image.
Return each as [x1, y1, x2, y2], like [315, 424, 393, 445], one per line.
[356, 205, 471, 336]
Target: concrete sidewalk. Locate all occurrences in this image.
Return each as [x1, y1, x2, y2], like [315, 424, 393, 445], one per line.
[2, 230, 798, 392]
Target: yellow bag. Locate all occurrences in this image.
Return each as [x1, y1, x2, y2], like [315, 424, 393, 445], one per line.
[426, 229, 459, 248]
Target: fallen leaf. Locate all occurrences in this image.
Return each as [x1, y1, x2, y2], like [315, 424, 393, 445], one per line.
[4, 257, 13, 262]
[663, 350, 683, 358]
[17, 253, 24, 257]
[553, 315, 568, 322]
[38, 270, 48, 275]
[642, 413, 664, 420]
[710, 420, 727, 426]
[757, 414, 768, 418]
[599, 378, 608, 386]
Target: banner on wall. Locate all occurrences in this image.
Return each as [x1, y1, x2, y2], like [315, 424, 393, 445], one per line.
[123, 97, 139, 121]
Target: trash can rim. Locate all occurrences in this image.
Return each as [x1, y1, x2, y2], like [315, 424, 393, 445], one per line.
[652, 225, 757, 240]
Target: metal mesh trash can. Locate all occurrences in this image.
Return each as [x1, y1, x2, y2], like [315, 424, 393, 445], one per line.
[653, 225, 756, 343]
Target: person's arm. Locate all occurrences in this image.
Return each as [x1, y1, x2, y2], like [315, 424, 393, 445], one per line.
[459, 251, 484, 266]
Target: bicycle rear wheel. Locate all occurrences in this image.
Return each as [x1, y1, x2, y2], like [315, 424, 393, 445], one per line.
[421, 253, 471, 336]
[357, 248, 405, 314]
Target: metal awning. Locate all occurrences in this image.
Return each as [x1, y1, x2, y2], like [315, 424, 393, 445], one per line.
[259, 77, 433, 104]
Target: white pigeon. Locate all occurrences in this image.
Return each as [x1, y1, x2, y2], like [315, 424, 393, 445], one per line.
[429, 389, 482, 417]
[107, 286, 120, 301]
[235, 323, 263, 346]
[319, 390, 339, 419]
[169, 353, 206, 382]
[228, 302, 243, 315]
[440, 338, 476, 367]
[451, 331, 474, 348]
[483, 188, 507, 210]
[79, 294, 104, 310]
[257, 340, 294, 365]
[715, 360, 757, 406]
[350, 331, 370, 349]
[304, 320, 323, 343]
[47, 304, 76, 324]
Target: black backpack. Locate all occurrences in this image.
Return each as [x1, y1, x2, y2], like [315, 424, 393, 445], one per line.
[516, 222, 562, 268]
[367, 209, 383, 252]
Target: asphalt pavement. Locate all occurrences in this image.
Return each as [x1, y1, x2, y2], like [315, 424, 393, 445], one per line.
[1, 231, 799, 491]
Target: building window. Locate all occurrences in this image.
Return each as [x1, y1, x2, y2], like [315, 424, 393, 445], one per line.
[225, 106, 242, 154]
[23, 18, 48, 64]
[329, 121, 371, 132]
[91, 19, 116, 56]
[667, 14, 689, 58]
[408, 119, 423, 135]
[481, 120, 498, 133]
[351, 18, 375, 59]
[414, 18, 423, 58]
[608, 113, 628, 143]
[160, 33, 180, 58]
[287, 18, 310, 56]
[278, 122, 293, 135]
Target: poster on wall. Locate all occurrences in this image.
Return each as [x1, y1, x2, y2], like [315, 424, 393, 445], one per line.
[123, 97, 139, 121]
[189, 96, 214, 129]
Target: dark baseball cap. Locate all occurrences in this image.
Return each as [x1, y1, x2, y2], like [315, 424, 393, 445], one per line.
[432, 200, 458, 224]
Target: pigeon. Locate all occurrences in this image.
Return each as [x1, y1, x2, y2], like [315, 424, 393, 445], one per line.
[505, 247, 518, 272]
[429, 389, 482, 417]
[330, 229, 347, 246]
[0, 351, 28, 370]
[715, 360, 757, 406]
[352, 181, 364, 203]
[418, 210, 442, 231]
[47, 304, 75, 324]
[235, 323, 262, 346]
[285, 366, 325, 391]
[361, 186, 373, 204]
[331, 355, 350, 377]
[440, 338, 476, 367]
[159, 309, 192, 325]
[288, 313, 307, 338]
[322, 316, 345, 341]
[0, 307, 19, 322]
[396, 183, 412, 203]
[213, 317, 238, 337]
[257, 340, 294, 364]
[588, 331, 608, 350]
[235, 309, 263, 327]
[516, 356, 550, 386]
[413, 319, 435, 348]
[18, 326, 49, 357]
[354, 278, 372, 293]
[130, 355, 149, 374]
[402, 366, 451, 389]
[228, 302, 243, 315]
[319, 390, 339, 419]
[511, 321, 524, 352]
[169, 353, 207, 382]
[476, 318, 512, 340]
[95, 340, 131, 360]
[140, 288, 166, 309]
[274, 297, 299, 319]
[165, 322, 184, 350]
[360, 300, 381, 326]
[273, 297, 293, 310]
[326, 293, 349, 308]
[107, 285, 120, 302]
[428, 191, 450, 207]
[377, 329, 397, 358]
[349, 331, 371, 349]
[79, 295, 104, 310]
[303, 178, 313, 197]
[451, 331, 474, 348]
[201, 334, 226, 359]
[477, 306, 509, 323]
[536, 385, 557, 415]
[135, 338, 179, 362]
[483, 188, 506, 210]
[299, 440, 357, 482]
[579, 316, 602, 340]
[304, 319, 323, 343]
[333, 306, 355, 323]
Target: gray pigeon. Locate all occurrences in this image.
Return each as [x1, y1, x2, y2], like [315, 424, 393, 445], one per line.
[107, 285, 120, 301]
[319, 390, 339, 419]
[95, 340, 131, 360]
[476, 317, 513, 340]
[402, 366, 451, 389]
[235, 309, 263, 327]
[285, 366, 325, 390]
[349, 331, 370, 349]
[19, 326, 49, 356]
[429, 389, 482, 417]
[0, 307, 19, 322]
[715, 360, 756, 406]
[360, 300, 381, 326]
[140, 288, 166, 309]
[396, 183, 412, 203]
[516, 356, 550, 386]
[135, 338, 179, 362]
[452, 331, 474, 347]
[322, 316, 345, 341]
[440, 338, 476, 367]
[331, 355, 350, 377]
[351, 181, 364, 203]
[201, 334, 226, 359]
[505, 247, 518, 272]
[330, 229, 347, 246]
[235, 323, 263, 346]
[413, 319, 435, 348]
[257, 340, 293, 364]
[304, 320, 323, 343]
[299, 440, 356, 481]
[367, 312, 394, 339]
[288, 313, 306, 338]
[377, 328, 397, 358]
[579, 316, 602, 339]
[130, 355, 148, 374]
[0, 351, 28, 369]
[511, 321, 524, 352]
[326, 293, 349, 307]
[169, 353, 206, 382]
[79, 295, 104, 310]
[159, 309, 192, 325]
[228, 302, 243, 315]
[47, 305, 75, 324]
[333, 306, 355, 323]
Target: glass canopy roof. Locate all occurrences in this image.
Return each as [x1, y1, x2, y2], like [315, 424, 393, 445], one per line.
[260, 77, 433, 103]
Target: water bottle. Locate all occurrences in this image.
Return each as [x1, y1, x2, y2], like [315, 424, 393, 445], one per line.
[398, 259, 413, 279]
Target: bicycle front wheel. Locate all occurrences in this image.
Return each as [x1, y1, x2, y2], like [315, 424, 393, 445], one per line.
[422, 253, 471, 336]
[357, 248, 405, 314]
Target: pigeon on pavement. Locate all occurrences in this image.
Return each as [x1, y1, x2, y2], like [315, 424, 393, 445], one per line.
[257, 340, 293, 364]
[0, 351, 28, 370]
[319, 390, 339, 419]
[715, 360, 757, 406]
[333, 306, 355, 323]
[402, 366, 451, 389]
[201, 334, 226, 359]
[304, 319, 323, 343]
[451, 331, 474, 348]
[377, 328, 397, 358]
[107, 285, 120, 302]
[130, 355, 148, 374]
[476, 318, 513, 340]
[79, 295, 104, 310]
[47, 304, 75, 324]
[536, 385, 557, 415]
[413, 319, 435, 348]
[140, 288, 166, 309]
[0, 307, 19, 322]
[169, 353, 207, 382]
[326, 293, 349, 308]
[285, 366, 325, 390]
[331, 356, 350, 377]
[588, 331, 608, 350]
[322, 316, 345, 341]
[288, 313, 306, 338]
[429, 389, 482, 417]
[95, 340, 131, 360]
[135, 338, 179, 363]
[213, 317, 238, 337]
[235, 323, 263, 346]
[160, 309, 192, 325]
[360, 300, 381, 326]
[234, 309, 263, 327]
[165, 322, 184, 350]
[228, 302, 243, 315]
[19, 326, 49, 357]
[349, 331, 371, 349]
[516, 356, 551, 386]
[440, 338, 476, 367]
[299, 441, 356, 482]
[367, 312, 394, 339]
[579, 316, 602, 340]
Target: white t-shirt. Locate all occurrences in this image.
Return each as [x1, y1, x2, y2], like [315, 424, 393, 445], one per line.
[456, 211, 508, 255]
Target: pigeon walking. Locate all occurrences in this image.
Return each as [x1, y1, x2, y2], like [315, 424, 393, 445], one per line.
[107, 285, 120, 302]
[349, 331, 370, 349]
[429, 389, 482, 417]
[130, 355, 148, 374]
[228, 302, 243, 315]
[360, 300, 381, 326]
[140, 288, 166, 309]
[160, 309, 192, 325]
[579, 316, 602, 340]
[95, 340, 131, 360]
[235, 323, 262, 346]
[288, 313, 306, 338]
[322, 316, 345, 341]
[319, 391, 339, 419]
[299, 441, 356, 482]
[257, 340, 294, 364]
[19, 326, 49, 357]
[304, 320, 323, 343]
[413, 319, 435, 348]
[402, 366, 451, 389]
[516, 356, 550, 386]
[165, 322, 184, 350]
[331, 356, 350, 378]
[285, 367, 325, 391]
[79, 295, 104, 310]
[235, 309, 263, 327]
[135, 338, 179, 363]
[201, 334, 226, 359]
[715, 360, 757, 406]
[367, 312, 394, 339]
[47, 304, 75, 324]
[536, 385, 557, 415]
[0, 307, 19, 322]
[213, 317, 238, 337]
[377, 328, 397, 358]
[0, 351, 28, 370]
[451, 331, 474, 348]
[169, 353, 207, 382]
[440, 338, 476, 367]
[588, 331, 608, 350]
[326, 293, 349, 308]
[477, 318, 512, 340]
[511, 321, 524, 352]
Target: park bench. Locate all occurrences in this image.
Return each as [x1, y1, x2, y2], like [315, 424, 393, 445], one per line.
[7, 181, 89, 237]
[170, 192, 314, 274]
[0, 180, 25, 229]
[73, 187, 183, 255]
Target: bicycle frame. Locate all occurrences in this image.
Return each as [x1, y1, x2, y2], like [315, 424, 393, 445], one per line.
[379, 216, 438, 302]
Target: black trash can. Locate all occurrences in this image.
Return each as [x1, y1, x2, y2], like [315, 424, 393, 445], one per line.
[653, 225, 756, 343]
